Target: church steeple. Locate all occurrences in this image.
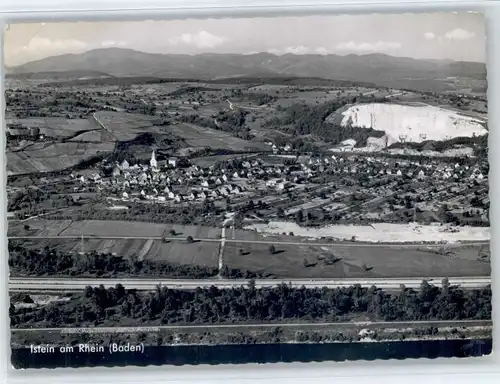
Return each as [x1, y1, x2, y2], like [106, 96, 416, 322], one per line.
[150, 150, 157, 169]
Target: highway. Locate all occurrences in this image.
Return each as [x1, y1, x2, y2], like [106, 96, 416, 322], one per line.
[7, 235, 489, 248]
[11, 319, 492, 333]
[9, 276, 491, 292]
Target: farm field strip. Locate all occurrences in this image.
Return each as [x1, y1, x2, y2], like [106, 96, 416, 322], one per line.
[7, 141, 115, 175]
[167, 123, 270, 151]
[12, 237, 220, 267]
[222, 241, 490, 279]
[8, 219, 222, 239]
[9, 233, 490, 279]
[7, 117, 100, 138]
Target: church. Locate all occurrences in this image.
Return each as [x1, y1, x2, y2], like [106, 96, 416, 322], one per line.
[150, 150, 158, 171]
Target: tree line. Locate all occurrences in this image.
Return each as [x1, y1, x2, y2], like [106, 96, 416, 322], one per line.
[8, 243, 218, 279]
[10, 280, 491, 328]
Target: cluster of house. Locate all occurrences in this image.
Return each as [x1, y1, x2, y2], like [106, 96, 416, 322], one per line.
[304, 155, 486, 182]
[76, 151, 292, 204]
[74, 150, 487, 206]
[6, 123, 42, 139]
[265, 141, 293, 154]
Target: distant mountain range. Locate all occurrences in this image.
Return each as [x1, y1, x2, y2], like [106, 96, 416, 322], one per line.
[6, 48, 487, 90]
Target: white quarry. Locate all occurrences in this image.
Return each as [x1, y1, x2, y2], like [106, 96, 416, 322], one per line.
[341, 103, 487, 146]
[244, 222, 490, 243]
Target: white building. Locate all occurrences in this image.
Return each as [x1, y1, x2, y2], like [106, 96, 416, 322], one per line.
[150, 150, 158, 170]
[266, 179, 277, 188]
[120, 159, 130, 170]
[138, 173, 148, 184]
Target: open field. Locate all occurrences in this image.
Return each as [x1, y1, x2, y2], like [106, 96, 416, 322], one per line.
[68, 130, 104, 142]
[8, 219, 222, 239]
[7, 117, 99, 138]
[93, 111, 161, 140]
[7, 141, 114, 175]
[93, 111, 270, 152]
[11, 238, 220, 268]
[190, 154, 260, 167]
[94, 111, 159, 129]
[167, 123, 269, 151]
[223, 242, 490, 278]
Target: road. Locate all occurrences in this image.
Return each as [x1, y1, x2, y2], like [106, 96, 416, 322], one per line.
[7, 235, 488, 248]
[217, 226, 226, 278]
[11, 319, 492, 333]
[9, 276, 491, 292]
[227, 98, 272, 111]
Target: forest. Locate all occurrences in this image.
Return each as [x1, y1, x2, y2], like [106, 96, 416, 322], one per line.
[8, 188, 75, 213]
[388, 134, 489, 158]
[179, 109, 252, 140]
[264, 97, 387, 146]
[10, 280, 491, 328]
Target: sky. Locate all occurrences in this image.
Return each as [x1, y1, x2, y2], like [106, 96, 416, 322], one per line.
[4, 12, 486, 67]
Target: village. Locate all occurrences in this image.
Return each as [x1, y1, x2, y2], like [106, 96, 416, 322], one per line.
[63, 145, 489, 229]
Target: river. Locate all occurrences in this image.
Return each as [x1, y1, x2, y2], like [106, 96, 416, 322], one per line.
[11, 339, 491, 369]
